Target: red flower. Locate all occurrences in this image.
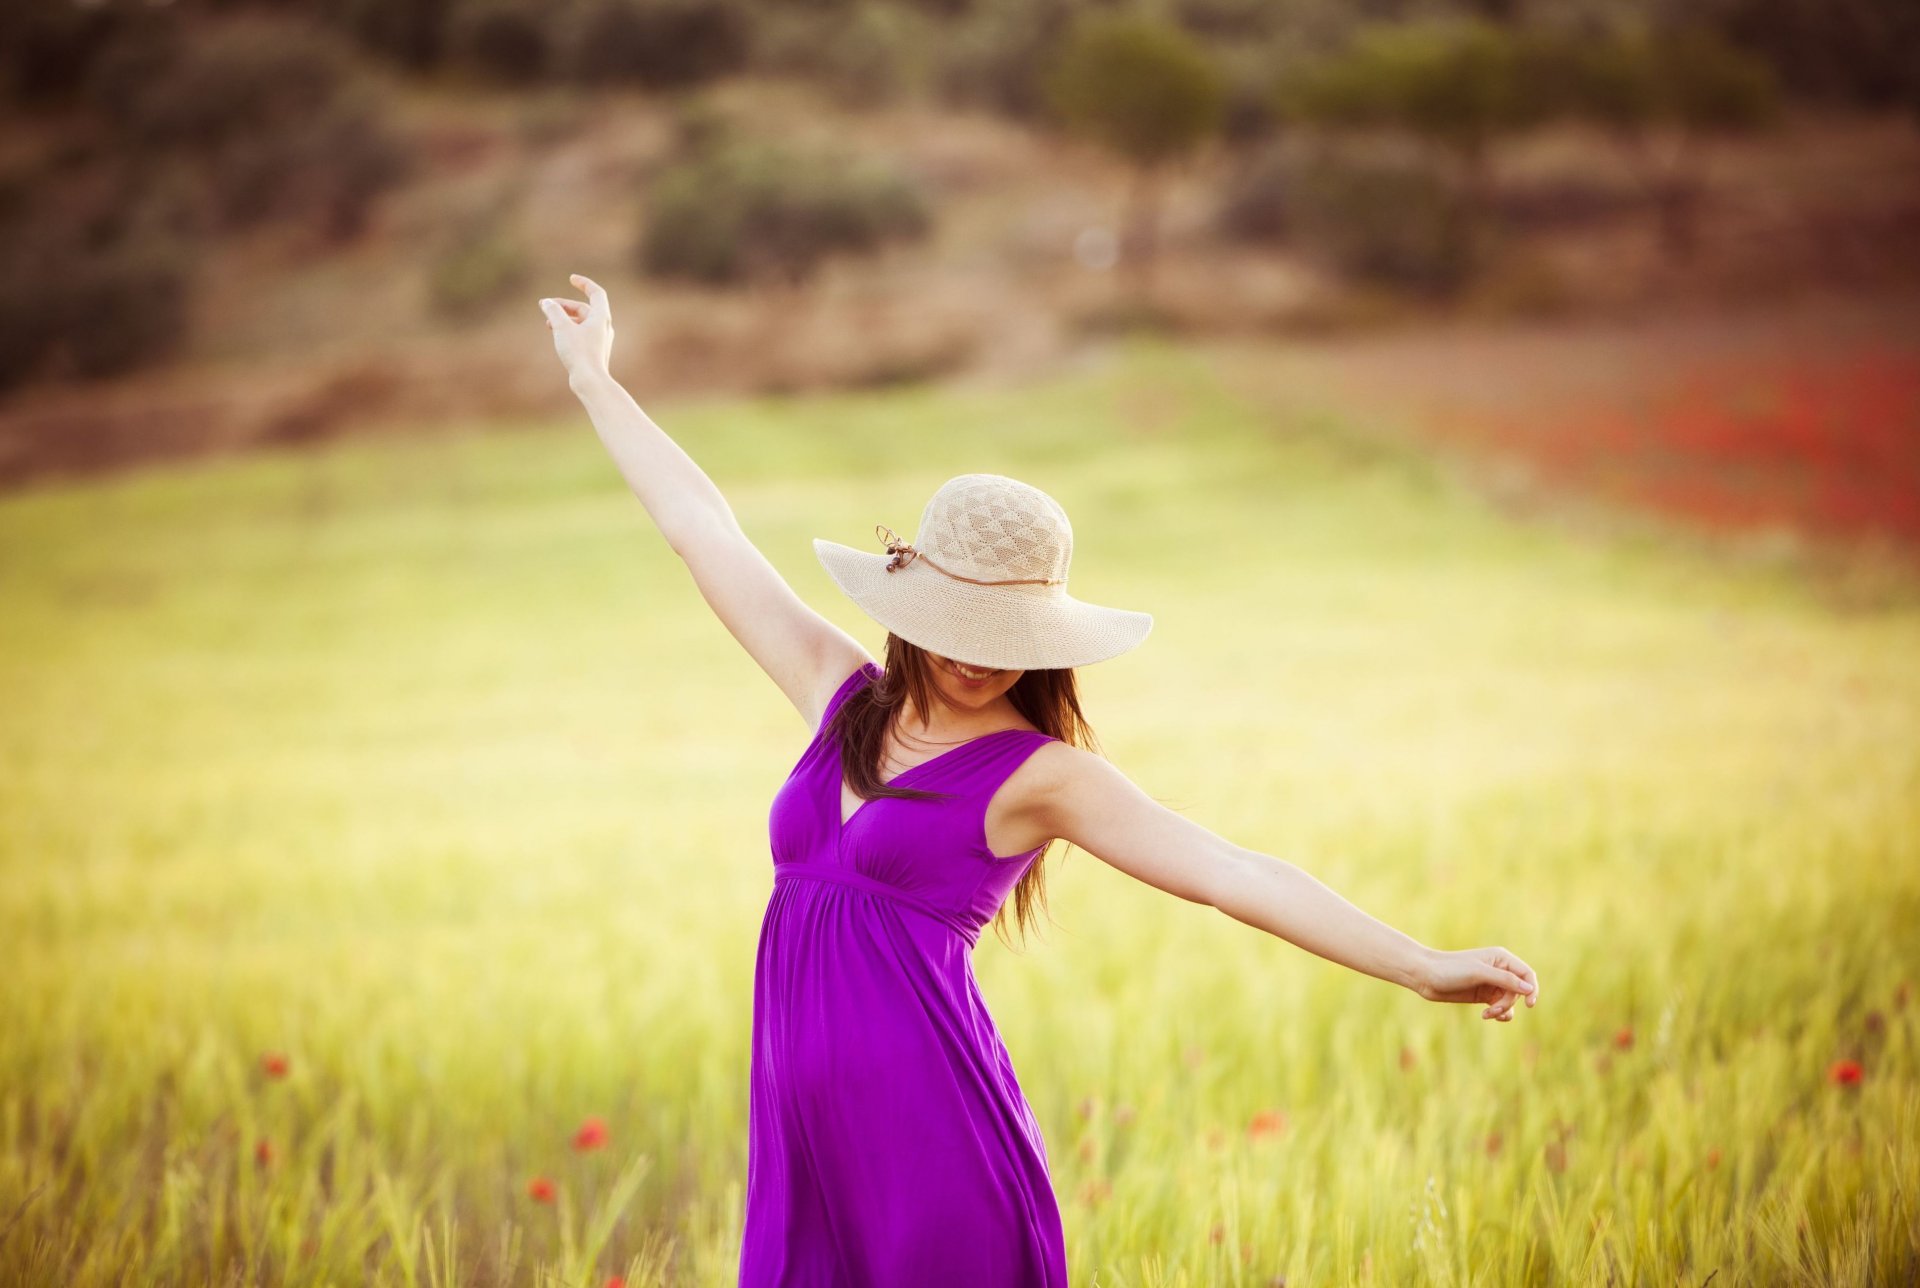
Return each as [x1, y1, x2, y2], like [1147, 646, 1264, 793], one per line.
[1829, 1059, 1864, 1087]
[527, 1176, 556, 1203]
[604, 1279, 627, 1288]
[1246, 1110, 1287, 1141]
[572, 1116, 610, 1152]
[261, 1052, 290, 1079]
[254, 1138, 274, 1168]
[1612, 1026, 1634, 1050]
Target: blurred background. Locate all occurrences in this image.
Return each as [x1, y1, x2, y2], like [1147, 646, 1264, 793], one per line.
[1, 0, 1917, 1284]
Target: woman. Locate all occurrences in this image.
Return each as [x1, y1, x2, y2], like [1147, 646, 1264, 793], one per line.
[539, 276, 1539, 1287]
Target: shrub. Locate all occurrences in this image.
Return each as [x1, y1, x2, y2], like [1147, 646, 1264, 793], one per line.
[1284, 142, 1489, 297]
[1045, 14, 1225, 292]
[639, 132, 932, 286]
[1214, 141, 1293, 243]
[0, 175, 198, 389]
[429, 206, 532, 321]
[935, 0, 1077, 121]
[446, 0, 555, 85]
[334, 0, 459, 71]
[0, 0, 126, 108]
[83, 14, 412, 240]
[560, 0, 750, 90]
[1045, 14, 1226, 169]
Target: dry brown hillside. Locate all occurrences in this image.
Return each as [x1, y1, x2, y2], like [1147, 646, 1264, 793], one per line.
[2, 75, 1917, 491]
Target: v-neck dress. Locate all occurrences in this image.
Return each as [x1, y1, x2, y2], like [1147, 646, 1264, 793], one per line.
[740, 660, 1070, 1287]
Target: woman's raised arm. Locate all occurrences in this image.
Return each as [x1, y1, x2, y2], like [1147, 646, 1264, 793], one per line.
[541, 275, 873, 727]
[1008, 743, 1541, 1020]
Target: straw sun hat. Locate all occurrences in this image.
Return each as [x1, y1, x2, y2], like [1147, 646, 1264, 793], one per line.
[813, 473, 1153, 672]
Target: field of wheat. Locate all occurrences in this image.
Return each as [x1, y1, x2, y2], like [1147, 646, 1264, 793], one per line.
[2, 340, 1916, 1285]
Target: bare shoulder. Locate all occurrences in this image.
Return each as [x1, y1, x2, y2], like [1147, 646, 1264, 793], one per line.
[999, 739, 1135, 828]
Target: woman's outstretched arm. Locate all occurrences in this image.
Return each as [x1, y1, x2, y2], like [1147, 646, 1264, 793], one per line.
[540, 276, 872, 726]
[1011, 744, 1541, 1021]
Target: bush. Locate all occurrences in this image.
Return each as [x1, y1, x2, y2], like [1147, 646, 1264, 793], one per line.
[429, 205, 532, 321]
[0, 0, 126, 108]
[1214, 141, 1293, 243]
[83, 14, 412, 240]
[1284, 142, 1489, 297]
[935, 0, 1077, 120]
[1045, 14, 1226, 168]
[0, 171, 199, 389]
[560, 0, 750, 90]
[446, 0, 556, 85]
[334, 0, 459, 71]
[639, 131, 932, 285]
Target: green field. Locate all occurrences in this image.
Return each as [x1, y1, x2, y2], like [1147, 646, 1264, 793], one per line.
[2, 340, 1917, 1285]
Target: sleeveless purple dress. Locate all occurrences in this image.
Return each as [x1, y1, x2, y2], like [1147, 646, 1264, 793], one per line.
[741, 661, 1070, 1287]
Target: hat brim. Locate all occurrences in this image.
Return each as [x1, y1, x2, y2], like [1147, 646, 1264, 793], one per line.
[813, 538, 1152, 671]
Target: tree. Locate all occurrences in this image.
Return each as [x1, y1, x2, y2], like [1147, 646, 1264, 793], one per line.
[1561, 26, 1778, 262]
[1281, 19, 1549, 219]
[1045, 14, 1225, 300]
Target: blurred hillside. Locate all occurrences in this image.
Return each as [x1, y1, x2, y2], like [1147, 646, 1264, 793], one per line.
[2, 0, 1918, 493]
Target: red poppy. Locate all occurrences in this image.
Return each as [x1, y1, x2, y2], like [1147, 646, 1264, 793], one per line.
[604, 1279, 626, 1288]
[1829, 1059, 1864, 1087]
[1246, 1110, 1287, 1141]
[572, 1116, 609, 1151]
[1612, 1027, 1633, 1050]
[527, 1176, 557, 1203]
[254, 1138, 274, 1168]
[261, 1052, 290, 1079]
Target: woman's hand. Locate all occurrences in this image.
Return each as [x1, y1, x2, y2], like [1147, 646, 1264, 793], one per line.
[1415, 946, 1539, 1021]
[539, 273, 615, 388]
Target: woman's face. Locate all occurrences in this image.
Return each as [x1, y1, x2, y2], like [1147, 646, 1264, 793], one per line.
[927, 652, 1023, 707]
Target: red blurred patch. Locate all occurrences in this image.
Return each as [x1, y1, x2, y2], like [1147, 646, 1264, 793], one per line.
[572, 1116, 609, 1151]
[1829, 1058, 1865, 1087]
[1446, 349, 1920, 546]
[1247, 1109, 1288, 1141]
[261, 1052, 290, 1079]
[528, 1176, 556, 1203]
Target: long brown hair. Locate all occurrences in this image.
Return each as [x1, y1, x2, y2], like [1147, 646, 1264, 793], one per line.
[824, 632, 1103, 949]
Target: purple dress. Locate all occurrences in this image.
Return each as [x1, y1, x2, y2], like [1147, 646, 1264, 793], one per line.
[741, 661, 1070, 1287]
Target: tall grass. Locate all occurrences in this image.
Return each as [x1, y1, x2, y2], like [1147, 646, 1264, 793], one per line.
[1, 340, 1916, 1284]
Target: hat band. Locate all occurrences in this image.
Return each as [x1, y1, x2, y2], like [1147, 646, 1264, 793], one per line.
[876, 523, 1064, 588]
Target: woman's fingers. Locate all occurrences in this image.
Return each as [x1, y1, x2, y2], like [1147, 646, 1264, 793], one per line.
[570, 273, 609, 318]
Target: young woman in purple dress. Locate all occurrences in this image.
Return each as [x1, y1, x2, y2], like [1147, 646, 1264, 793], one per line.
[541, 276, 1541, 1287]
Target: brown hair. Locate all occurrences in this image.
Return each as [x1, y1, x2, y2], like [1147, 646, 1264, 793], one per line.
[824, 632, 1104, 949]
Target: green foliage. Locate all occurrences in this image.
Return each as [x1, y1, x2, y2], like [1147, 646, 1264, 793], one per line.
[1559, 26, 1780, 137]
[1044, 13, 1226, 168]
[82, 13, 412, 240]
[638, 122, 933, 285]
[936, 0, 1078, 120]
[1285, 140, 1490, 296]
[1282, 18, 1547, 158]
[559, 0, 750, 90]
[428, 206, 532, 322]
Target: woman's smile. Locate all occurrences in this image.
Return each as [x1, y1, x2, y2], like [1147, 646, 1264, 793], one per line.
[944, 658, 998, 688]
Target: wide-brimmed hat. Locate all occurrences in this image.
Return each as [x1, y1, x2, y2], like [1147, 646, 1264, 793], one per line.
[813, 473, 1152, 671]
